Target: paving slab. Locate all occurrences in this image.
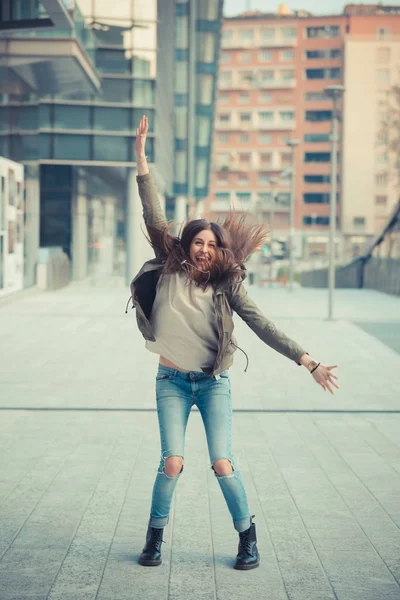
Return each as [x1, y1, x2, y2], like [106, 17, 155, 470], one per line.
[0, 281, 399, 599]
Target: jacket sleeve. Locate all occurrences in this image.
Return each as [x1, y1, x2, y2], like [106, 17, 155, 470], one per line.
[228, 281, 307, 365]
[136, 172, 168, 256]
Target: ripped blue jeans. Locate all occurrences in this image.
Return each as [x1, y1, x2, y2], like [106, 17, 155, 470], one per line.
[149, 364, 251, 533]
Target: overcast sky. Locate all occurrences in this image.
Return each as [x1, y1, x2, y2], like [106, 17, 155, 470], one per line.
[224, 0, 358, 17]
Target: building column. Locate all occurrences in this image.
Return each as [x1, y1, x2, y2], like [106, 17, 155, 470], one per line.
[194, 199, 205, 219]
[24, 165, 40, 288]
[175, 195, 187, 234]
[71, 193, 88, 280]
[125, 167, 154, 285]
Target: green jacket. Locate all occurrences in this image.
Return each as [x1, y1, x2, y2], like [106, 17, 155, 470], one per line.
[127, 172, 306, 376]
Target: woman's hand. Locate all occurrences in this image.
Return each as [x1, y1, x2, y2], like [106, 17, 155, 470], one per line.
[135, 115, 148, 160]
[312, 364, 339, 395]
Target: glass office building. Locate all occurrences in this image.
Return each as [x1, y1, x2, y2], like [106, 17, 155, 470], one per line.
[0, 0, 223, 289]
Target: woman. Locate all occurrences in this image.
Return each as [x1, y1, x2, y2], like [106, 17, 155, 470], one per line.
[128, 116, 339, 570]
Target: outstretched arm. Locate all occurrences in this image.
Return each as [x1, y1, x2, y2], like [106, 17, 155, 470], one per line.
[135, 115, 168, 245]
[228, 281, 339, 394]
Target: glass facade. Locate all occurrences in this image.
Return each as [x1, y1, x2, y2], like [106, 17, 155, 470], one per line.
[173, 0, 224, 198]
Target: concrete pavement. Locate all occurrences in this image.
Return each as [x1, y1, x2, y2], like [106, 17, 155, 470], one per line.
[0, 280, 400, 599]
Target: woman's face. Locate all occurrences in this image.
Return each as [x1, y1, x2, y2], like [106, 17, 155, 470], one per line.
[189, 229, 217, 269]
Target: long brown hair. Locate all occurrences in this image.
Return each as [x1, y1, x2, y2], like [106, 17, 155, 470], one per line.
[146, 212, 269, 287]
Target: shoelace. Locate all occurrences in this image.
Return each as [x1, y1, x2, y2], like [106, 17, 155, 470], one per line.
[239, 532, 253, 554]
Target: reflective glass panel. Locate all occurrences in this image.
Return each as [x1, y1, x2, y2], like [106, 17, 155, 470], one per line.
[96, 49, 131, 74]
[54, 134, 91, 160]
[94, 107, 131, 131]
[93, 135, 129, 161]
[91, 19, 133, 48]
[132, 50, 156, 77]
[101, 78, 131, 102]
[54, 106, 91, 130]
[132, 79, 155, 105]
[39, 104, 51, 128]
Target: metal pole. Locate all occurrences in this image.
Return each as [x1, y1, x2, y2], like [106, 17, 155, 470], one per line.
[269, 186, 275, 287]
[187, 0, 196, 218]
[328, 95, 339, 320]
[288, 145, 297, 291]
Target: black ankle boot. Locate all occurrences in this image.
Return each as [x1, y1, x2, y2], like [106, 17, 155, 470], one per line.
[138, 524, 164, 566]
[234, 521, 260, 570]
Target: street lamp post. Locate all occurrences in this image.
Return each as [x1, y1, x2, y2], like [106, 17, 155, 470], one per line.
[324, 85, 345, 321]
[268, 177, 278, 287]
[285, 138, 300, 291]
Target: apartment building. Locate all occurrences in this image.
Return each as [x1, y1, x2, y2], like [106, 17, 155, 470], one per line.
[342, 4, 400, 257]
[207, 4, 400, 262]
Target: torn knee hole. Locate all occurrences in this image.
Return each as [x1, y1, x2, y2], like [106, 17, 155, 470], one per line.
[212, 458, 234, 477]
[163, 455, 184, 478]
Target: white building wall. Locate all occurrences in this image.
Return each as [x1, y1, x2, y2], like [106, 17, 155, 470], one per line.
[342, 38, 400, 255]
[0, 157, 24, 296]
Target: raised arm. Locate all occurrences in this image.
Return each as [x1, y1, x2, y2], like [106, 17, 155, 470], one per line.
[228, 281, 339, 393]
[135, 116, 168, 247]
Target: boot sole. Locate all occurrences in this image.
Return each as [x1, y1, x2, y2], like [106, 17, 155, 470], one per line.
[138, 558, 162, 567]
[234, 560, 260, 570]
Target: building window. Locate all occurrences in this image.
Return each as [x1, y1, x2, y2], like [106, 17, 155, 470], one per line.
[259, 111, 274, 123]
[239, 153, 251, 167]
[216, 192, 230, 202]
[261, 28, 275, 41]
[219, 93, 229, 103]
[260, 153, 272, 166]
[279, 111, 294, 121]
[378, 28, 390, 39]
[304, 91, 328, 101]
[220, 71, 232, 86]
[260, 50, 272, 62]
[280, 152, 292, 168]
[240, 112, 252, 122]
[240, 29, 254, 42]
[306, 110, 333, 122]
[282, 28, 296, 39]
[281, 69, 295, 80]
[220, 52, 230, 63]
[239, 52, 252, 62]
[304, 133, 330, 143]
[261, 70, 274, 82]
[217, 172, 228, 184]
[375, 195, 387, 205]
[238, 174, 249, 185]
[236, 192, 251, 203]
[377, 69, 390, 84]
[259, 172, 270, 184]
[238, 93, 250, 103]
[306, 49, 342, 60]
[307, 26, 340, 39]
[353, 217, 365, 229]
[281, 49, 294, 61]
[259, 134, 271, 144]
[304, 193, 330, 203]
[304, 152, 331, 162]
[222, 30, 233, 43]
[377, 48, 391, 63]
[306, 68, 341, 80]
[376, 172, 388, 186]
[260, 92, 272, 104]
[239, 70, 253, 84]
[376, 153, 389, 165]
[240, 134, 249, 143]
[219, 134, 229, 143]
[219, 113, 231, 122]
[303, 216, 331, 225]
[304, 174, 331, 183]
